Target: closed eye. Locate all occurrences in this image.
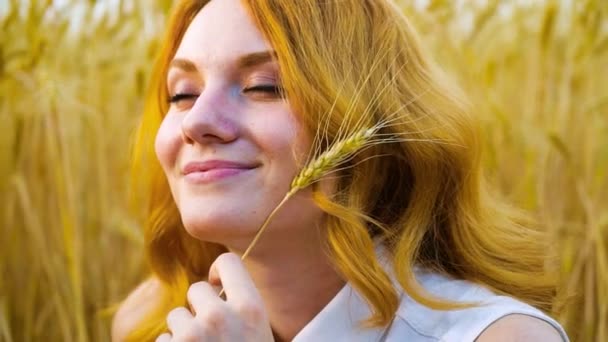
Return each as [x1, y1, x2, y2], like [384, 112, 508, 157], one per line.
[168, 93, 199, 104]
[243, 85, 284, 97]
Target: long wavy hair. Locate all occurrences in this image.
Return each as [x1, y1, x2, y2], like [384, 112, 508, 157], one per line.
[126, 0, 557, 340]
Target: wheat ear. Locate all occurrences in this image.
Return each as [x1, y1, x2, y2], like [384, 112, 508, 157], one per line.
[218, 126, 376, 297]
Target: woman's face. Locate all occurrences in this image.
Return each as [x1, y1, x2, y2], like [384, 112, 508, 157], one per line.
[155, 0, 321, 248]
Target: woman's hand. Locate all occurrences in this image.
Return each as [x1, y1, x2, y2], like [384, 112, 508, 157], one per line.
[156, 253, 274, 342]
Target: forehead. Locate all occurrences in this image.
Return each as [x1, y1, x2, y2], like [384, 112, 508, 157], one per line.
[174, 0, 272, 67]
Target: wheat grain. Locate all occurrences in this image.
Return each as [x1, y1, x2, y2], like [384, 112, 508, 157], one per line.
[291, 127, 377, 191]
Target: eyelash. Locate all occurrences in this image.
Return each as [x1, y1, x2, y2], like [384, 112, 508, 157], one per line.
[168, 93, 198, 103]
[168, 85, 284, 104]
[244, 85, 284, 96]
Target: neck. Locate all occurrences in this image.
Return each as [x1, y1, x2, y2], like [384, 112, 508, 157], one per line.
[229, 234, 345, 341]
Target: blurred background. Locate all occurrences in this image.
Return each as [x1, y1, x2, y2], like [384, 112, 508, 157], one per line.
[0, 0, 606, 341]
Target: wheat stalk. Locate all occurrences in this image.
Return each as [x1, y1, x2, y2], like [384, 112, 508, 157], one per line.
[218, 126, 378, 297]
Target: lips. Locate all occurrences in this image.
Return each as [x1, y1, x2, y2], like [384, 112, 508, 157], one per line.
[182, 160, 259, 183]
[183, 160, 258, 174]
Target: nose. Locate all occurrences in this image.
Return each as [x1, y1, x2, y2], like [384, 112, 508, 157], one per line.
[180, 86, 239, 145]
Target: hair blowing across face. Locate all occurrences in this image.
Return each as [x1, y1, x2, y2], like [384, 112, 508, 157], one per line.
[126, 0, 558, 340]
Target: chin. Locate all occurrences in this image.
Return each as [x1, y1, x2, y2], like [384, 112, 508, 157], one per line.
[178, 205, 255, 244]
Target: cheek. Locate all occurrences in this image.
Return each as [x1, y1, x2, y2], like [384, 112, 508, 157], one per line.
[154, 115, 182, 172]
[257, 110, 310, 167]
[284, 111, 313, 166]
[293, 124, 314, 164]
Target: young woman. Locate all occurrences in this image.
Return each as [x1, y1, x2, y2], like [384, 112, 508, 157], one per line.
[112, 0, 569, 341]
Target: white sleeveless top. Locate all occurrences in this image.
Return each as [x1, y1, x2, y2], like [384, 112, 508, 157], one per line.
[292, 251, 569, 341]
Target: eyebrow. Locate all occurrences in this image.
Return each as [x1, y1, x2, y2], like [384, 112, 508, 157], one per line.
[168, 58, 198, 73]
[168, 51, 277, 73]
[237, 51, 277, 68]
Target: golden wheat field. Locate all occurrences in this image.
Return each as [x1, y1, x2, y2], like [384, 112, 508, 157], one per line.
[0, 0, 606, 341]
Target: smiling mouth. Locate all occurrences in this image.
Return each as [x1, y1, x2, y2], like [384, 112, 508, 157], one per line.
[182, 160, 259, 184]
[184, 168, 255, 183]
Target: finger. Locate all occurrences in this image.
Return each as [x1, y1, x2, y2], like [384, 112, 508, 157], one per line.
[166, 307, 193, 334]
[155, 333, 171, 342]
[187, 282, 238, 337]
[209, 253, 267, 326]
[187, 281, 225, 315]
[208, 253, 261, 303]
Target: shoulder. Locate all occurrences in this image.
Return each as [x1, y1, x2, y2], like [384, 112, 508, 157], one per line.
[390, 270, 568, 341]
[476, 314, 564, 342]
[112, 277, 162, 342]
